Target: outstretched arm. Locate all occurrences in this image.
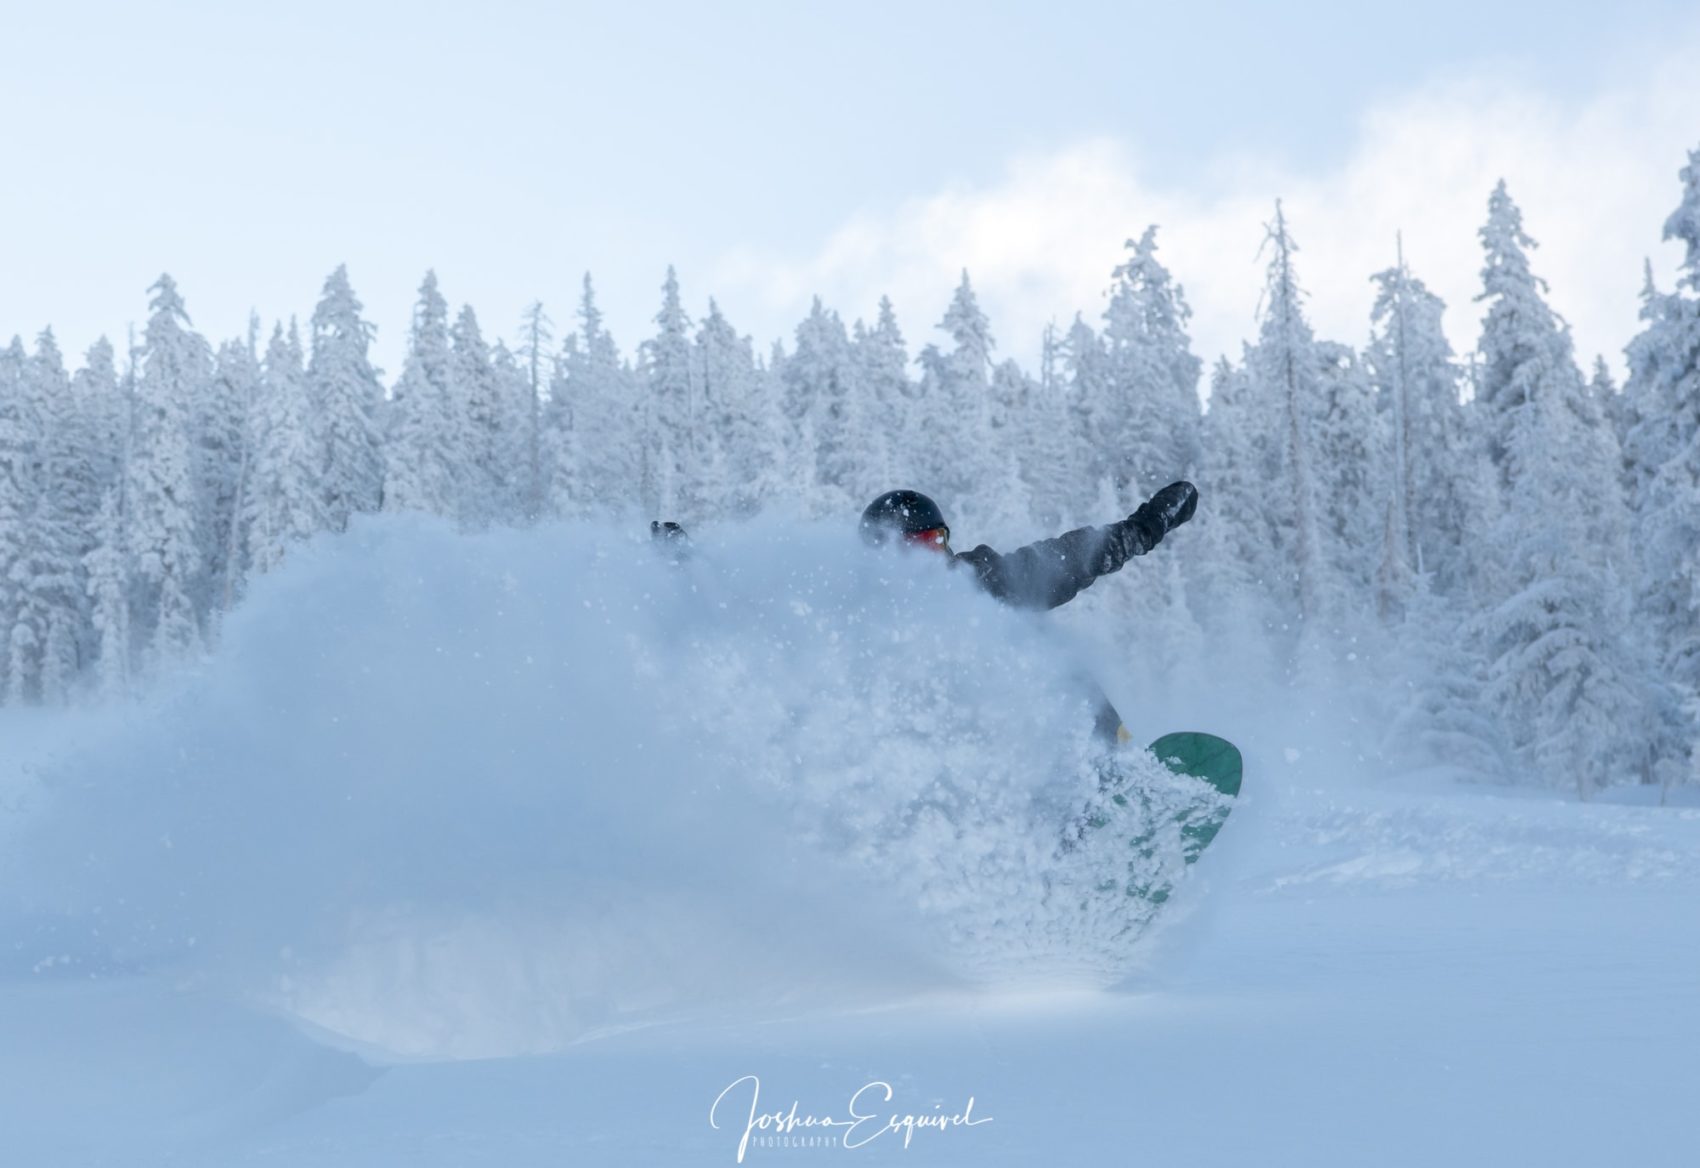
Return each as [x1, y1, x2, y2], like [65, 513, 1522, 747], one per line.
[953, 482, 1198, 610]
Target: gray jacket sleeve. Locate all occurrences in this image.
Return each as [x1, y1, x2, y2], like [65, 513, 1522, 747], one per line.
[952, 516, 1160, 611]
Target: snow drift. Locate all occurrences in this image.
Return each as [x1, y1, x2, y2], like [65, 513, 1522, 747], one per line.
[1, 515, 1203, 1058]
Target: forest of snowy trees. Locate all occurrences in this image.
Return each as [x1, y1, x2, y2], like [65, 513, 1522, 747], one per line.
[2, 146, 1698, 799]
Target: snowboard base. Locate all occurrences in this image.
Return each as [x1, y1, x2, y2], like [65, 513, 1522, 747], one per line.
[1083, 731, 1243, 905]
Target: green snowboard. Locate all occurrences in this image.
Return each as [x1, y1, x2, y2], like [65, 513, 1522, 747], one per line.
[1146, 731, 1243, 862]
[1086, 731, 1243, 904]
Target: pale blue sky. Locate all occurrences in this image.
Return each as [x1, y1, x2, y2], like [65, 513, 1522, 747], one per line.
[4, 0, 1697, 377]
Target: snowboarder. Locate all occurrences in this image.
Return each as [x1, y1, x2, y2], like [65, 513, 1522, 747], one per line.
[857, 481, 1199, 743]
[652, 482, 1198, 741]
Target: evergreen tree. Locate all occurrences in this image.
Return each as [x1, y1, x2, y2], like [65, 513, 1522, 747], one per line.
[515, 302, 553, 520]
[451, 305, 508, 527]
[1312, 340, 1386, 605]
[205, 331, 260, 611]
[1384, 571, 1508, 776]
[1098, 226, 1203, 499]
[1245, 203, 1329, 635]
[126, 275, 209, 663]
[918, 272, 1002, 518]
[1625, 145, 1700, 787]
[1194, 356, 1280, 645]
[85, 487, 131, 696]
[1474, 181, 1573, 480]
[1464, 185, 1647, 795]
[386, 271, 462, 516]
[852, 296, 911, 490]
[1479, 369, 1643, 798]
[555, 275, 638, 517]
[640, 267, 695, 517]
[490, 340, 531, 521]
[245, 322, 325, 574]
[695, 299, 766, 517]
[785, 297, 856, 505]
[1052, 314, 1111, 522]
[1019, 353, 1083, 531]
[1366, 248, 1474, 602]
[0, 336, 37, 700]
[21, 329, 90, 700]
[72, 337, 124, 494]
[541, 346, 584, 521]
[309, 265, 385, 528]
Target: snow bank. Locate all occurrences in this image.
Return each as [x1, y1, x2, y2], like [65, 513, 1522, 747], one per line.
[1, 515, 1201, 1058]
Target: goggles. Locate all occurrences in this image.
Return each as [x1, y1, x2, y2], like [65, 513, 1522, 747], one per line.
[901, 526, 950, 551]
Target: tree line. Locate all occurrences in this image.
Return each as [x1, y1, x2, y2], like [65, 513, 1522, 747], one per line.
[1, 146, 1696, 798]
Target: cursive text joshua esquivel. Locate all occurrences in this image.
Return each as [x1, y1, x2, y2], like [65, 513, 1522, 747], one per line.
[709, 1074, 993, 1163]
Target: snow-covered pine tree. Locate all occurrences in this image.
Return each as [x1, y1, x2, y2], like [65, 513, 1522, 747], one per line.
[126, 275, 209, 665]
[1383, 570, 1508, 777]
[309, 265, 385, 528]
[1366, 248, 1476, 605]
[1479, 364, 1644, 798]
[1193, 356, 1280, 652]
[5, 335, 55, 700]
[1622, 264, 1679, 503]
[84, 486, 131, 696]
[541, 345, 584, 521]
[695, 299, 766, 518]
[554, 274, 638, 518]
[1474, 181, 1575, 483]
[72, 337, 124, 494]
[386, 272, 463, 517]
[852, 295, 911, 492]
[918, 273, 1005, 528]
[986, 358, 1037, 533]
[1050, 314, 1110, 525]
[489, 340, 531, 522]
[451, 305, 506, 528]
[1245, 203, 1329, 639]
[0, 335, 38, 701]
[1019, 326, 1085, 531]
[784, 297, 856, 510]
[1473, 184, 1632, 592]
[1466, 186, 1648, 796]
[515, 301, 553, 521]
[1098, 226, 1203, 500]
[54, 339, 117, 670]
[72, 337, 128, 695]
[200, 332, 257, 609]
[1312, 340, 1386, 609]
[21, 330, 91, 701]
[1625, 144, 1700, 789]
[640, 267, 695, 518]
[245, 322, 325, 574]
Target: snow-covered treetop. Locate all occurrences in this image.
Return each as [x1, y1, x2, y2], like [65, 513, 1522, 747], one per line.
[939, 271, 993, 387]
[1665, 145, 1700, 290]
[1476, 180, 1547, 303]
[1106, 226, 1193, 343]
[1257, 201, 1313, 346]
[311, 265, 374, 349]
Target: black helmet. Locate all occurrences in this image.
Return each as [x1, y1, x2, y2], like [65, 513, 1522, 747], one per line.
[859, 490, 949, 547]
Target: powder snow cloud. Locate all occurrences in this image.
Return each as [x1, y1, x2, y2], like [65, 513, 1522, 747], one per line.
[712, 35, 1700, 389]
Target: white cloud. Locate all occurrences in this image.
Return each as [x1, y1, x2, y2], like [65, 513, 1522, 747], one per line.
[711, 36, 1700, 393]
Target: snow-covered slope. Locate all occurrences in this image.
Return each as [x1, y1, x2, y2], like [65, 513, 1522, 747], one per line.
[2, 517, 1695, 1166]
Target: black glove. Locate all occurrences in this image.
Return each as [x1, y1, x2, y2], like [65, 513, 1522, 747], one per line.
[1127, 481, 1199, 551]
[1148, 481, 1198, 530]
